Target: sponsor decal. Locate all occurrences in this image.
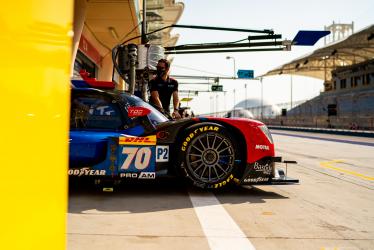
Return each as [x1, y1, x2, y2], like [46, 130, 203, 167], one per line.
[89, 105, 114, 116]
[128, 106, 151, 117]
[255, 144, 270, 150]
[120, 172, 156, 179]
[120, 173, 139, 178]
[118, 145, 156, 176]
[181, 126, 220, 151]
[139, 172, 156, 179]
[68, 169, 106, 176]
[120, 147, 152, 170]
[119, 135, 156, 145]
[156, 145, 169, 162]
[243, 177, 269, 183]
[253, 162, 272, 175]
[211, 174, 234, 188]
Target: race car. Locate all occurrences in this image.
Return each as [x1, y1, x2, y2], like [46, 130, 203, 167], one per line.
[69, 80, 298, 189]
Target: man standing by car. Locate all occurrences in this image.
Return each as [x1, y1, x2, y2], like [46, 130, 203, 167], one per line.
[149, 59, 181, 119]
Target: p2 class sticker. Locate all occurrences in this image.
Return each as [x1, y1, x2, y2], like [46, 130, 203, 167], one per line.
[156, 145, 169, 162]
[117, 145, 156, 173]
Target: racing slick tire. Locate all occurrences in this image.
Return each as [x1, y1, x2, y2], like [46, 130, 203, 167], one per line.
[179, 123, 245, 189]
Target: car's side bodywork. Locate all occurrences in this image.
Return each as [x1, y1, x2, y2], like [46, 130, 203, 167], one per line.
[69, 85, 298, 189]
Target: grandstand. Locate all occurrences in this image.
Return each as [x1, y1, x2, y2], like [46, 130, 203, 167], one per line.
[262, 25, 374, 130]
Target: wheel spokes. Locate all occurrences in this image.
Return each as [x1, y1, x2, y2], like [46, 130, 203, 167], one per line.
[189, 153, 202, 157]
[215, 163, 228, 175]
[186, 132, 235, 183]
[190, 158, 202, 164]
[212, 165, 220, 179]
[200, 165, 208, 178]
[215, 138, 225, 151]
[211, 134, 217, 148]
[198, 138, 207, 151]
[192, 145, 203, 153]
[194, 163, 204, 173]
[218, 146, 231, 154]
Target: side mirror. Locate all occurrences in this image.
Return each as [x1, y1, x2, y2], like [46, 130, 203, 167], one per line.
[128, 106, 151, 118]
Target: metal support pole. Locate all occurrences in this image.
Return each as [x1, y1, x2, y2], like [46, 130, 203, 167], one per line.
[226, 56, 236, 78]
[141, 79, 147, 100]
[166, 41, 283, 51]
[141, 0, 147, 44]
[165, 47, 284, 54]
[128, 44, 137, 95]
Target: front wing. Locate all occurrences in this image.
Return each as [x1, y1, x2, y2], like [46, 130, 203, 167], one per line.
[241, 157, 299, 185]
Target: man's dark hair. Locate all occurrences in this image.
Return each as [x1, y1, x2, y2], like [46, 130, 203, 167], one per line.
[158, 59, 170, 69]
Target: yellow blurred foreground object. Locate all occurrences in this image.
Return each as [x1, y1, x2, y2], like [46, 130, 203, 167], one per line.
[0, 1, 73, 249]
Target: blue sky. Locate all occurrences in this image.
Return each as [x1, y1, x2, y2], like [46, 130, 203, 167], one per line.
[170, 0, 374, 114]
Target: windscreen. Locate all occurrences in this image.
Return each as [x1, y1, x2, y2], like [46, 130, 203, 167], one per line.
[121, 93, 169, 125]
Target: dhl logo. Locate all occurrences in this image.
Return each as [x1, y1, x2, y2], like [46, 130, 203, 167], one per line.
[119, 135, 157, 145]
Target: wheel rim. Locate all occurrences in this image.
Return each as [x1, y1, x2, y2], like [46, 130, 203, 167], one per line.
[186, 133, 235, 183]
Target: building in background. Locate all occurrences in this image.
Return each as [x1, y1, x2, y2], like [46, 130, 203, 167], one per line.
[262, 24, 374, 129]
[72, 0, 184, 83]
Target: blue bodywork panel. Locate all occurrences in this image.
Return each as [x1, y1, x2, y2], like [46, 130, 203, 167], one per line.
[69, 125, 146, 168]
[69, 134, 157, 178]
[69, 131, 122, 167]
[69, 87, 169, 179]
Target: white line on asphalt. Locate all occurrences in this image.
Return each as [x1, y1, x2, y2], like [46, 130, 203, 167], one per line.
[189, 191, 256, 250]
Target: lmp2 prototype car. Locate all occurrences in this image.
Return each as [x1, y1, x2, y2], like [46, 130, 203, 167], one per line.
[69, 81, 298, 189]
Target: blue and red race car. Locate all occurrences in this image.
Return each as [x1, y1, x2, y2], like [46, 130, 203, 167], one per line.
[69, 80, 298, 189]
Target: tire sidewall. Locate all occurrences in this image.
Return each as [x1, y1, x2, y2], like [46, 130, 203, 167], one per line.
[179, 123, 243, 189]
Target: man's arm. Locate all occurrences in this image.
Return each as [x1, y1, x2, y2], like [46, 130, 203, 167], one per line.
[172, 91, 179, 111]
[151, 90, 163, 110]
[172, 91, 181, 118]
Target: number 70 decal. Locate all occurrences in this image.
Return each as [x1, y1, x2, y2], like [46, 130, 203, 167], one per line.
[121, 147, 152, 170]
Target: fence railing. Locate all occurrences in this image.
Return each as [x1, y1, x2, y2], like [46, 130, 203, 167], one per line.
[198, 100, 374, 131]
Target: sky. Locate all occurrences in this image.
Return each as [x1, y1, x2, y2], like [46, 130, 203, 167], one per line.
[169, 0, 374, 114]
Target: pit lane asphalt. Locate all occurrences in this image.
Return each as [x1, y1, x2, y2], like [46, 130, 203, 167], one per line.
[68, 130, 374, 250]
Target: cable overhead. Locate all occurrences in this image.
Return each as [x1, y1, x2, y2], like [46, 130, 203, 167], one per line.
[120, 24, 275, 45]
[111, 24, 284, 83]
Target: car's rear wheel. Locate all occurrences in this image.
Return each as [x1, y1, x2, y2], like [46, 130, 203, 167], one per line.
[179, 123, 244, 189]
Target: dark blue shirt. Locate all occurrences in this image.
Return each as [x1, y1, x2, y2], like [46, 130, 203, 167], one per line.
[149, 76, 178, 112]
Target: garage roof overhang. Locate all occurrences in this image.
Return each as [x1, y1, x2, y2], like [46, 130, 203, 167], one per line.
[83, 0, 142, 55]
[261, 25, 374, 82]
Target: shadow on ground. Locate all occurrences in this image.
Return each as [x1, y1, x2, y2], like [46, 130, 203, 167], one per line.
[68, 178, 288, 214]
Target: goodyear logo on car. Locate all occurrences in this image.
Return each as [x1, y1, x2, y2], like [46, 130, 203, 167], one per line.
[119, 135, 157, 145]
